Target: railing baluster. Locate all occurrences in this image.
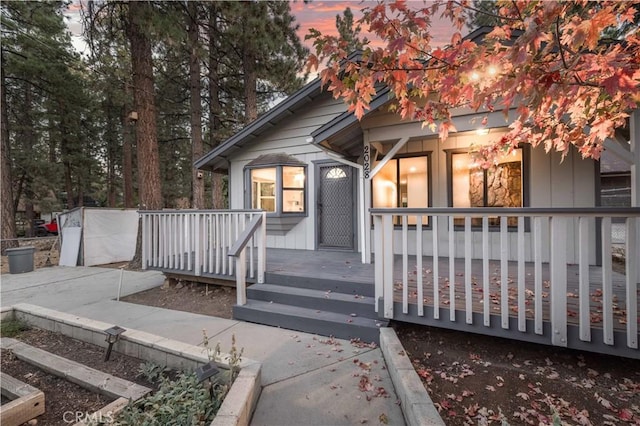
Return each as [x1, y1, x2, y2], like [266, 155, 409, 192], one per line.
[249, 214, 255, 279]
[195, 213, 201, 276]
[151, 215, 159, 268]
[517, 216, 525, 332]
[374, 215, 383, 314]
[626, 217, 638, 349]
[550, 216, 568, 347]
[432, 215, 439, 320]
[482, 216, 490, 327]
[221, 214, 227, 275]
[500, 216, 509, 329]
[215, 214, 221, 274]
[187, 213, 192, 272]
[174, 213, 179, 270]
[258, 212, 266, 284]
[208, 214, 214, 274]
[228, 213, 234, 275]
[402, 215, 409, 314]
[169, 214, 175, 269]
[534, 217, 543, 335]
[141, 213, 148, 270]
[383, 214, 394, 319]
[601, 217, 614, 346]
[578, 217, 591, 341]
[464, 216, 472, 324]
[448, 215, 455, 322]
[159, 214, 164, 267]
[416, 215, 424, 317]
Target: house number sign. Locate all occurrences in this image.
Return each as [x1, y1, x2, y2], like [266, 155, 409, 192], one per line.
[363, 143, 371, 179]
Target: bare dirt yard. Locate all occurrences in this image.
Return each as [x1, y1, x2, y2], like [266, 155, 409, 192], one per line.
[122, 279, 640, 425]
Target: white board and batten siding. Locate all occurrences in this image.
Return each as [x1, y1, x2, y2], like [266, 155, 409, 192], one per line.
[227, 93, 348, 251]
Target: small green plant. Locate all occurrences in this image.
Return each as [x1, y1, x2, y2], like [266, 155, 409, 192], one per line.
[0, 319, 29, 337]
[115, 373, 217, 425]
[114, 333, 244, 425]
[137, 361, 169, 383]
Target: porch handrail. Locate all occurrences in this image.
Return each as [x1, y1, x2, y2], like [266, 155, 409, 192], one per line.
[228, 212, 267, 306]
[371, 206, 639, 357]
[370, 206, 640, 216]
[140, 210, 266, 290]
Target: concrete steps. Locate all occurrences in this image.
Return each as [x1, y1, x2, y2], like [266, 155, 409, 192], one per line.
[233, 275, 387, 344]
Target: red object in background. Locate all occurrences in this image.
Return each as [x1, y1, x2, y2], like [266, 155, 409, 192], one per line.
[36, 218, 58, 236]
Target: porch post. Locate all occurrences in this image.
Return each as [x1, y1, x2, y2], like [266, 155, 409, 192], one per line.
[363, 131, 373, 264]
[631, 110, 640, 283]
[631, 110, 639, 209]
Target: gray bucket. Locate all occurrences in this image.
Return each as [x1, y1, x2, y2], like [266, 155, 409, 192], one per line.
[6, 246, 35, 274]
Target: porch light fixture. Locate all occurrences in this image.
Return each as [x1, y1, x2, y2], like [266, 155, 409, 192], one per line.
[103, 325, 126, 362]
[476, 128, 490, 136]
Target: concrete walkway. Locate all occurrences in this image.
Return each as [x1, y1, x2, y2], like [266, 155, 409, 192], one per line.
[1, 266, 406, 425]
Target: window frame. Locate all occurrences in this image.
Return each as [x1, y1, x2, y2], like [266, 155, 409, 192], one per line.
[245, 164, 308, 217]
[446, 146, 530, 230]
[371, 152, 433, 228]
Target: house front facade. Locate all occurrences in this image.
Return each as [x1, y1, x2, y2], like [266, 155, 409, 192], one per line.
[143, 48, 639, 358]
[195, 76, 612, 266]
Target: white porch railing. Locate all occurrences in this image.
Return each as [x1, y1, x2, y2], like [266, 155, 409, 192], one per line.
[140, 210, 266, 298]
[371, 207, 640, 353]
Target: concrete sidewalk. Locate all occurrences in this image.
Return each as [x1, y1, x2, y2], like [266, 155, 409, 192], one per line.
[1, 266, 406, 425]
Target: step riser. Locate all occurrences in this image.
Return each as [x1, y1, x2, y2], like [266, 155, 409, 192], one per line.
[233, 305, 381, 344]
[247, 288, 377, 318]
[264, 273, 374, 297]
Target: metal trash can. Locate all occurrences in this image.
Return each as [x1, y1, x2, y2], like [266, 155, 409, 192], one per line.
[6, 247, 35, 274]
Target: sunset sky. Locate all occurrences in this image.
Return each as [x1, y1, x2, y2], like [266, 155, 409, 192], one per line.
[291, 0, 458, 52]
[66, 1, 459, 60]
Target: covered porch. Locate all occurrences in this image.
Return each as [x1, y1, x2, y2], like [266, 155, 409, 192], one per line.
[140, 208, 639, 359]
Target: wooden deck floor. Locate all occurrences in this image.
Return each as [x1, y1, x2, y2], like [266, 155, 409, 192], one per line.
[265, 249, 633, 332]
[152, 248, 635, 333]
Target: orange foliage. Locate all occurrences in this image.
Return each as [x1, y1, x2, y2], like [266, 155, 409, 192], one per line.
[307, 0, 640, 164]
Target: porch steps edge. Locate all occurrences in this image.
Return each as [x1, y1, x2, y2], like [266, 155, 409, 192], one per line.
[233, 301, 386, 344]
[264, 273, 374, 297]
[247, 284, 377, 318]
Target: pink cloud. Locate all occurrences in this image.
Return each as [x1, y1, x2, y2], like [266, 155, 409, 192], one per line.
[292, 0, 458, 52]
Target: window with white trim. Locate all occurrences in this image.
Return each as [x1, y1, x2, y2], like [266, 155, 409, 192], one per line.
[247, 158, 306, 215]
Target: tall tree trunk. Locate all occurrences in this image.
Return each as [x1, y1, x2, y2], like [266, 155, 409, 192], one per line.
[209, 3, 225, 209]
[22, 86, 36, 236]
[58, 100, 76, 209]
[243, 48, 257, 123]
[188, 2, 204, 209]
[106, 98, 117, 207]
[127, 1, 162, 269]
[127, 1, 162, 211]
[1, 53, 18, 252]
[122, 94, 134, 208]
[242, 3, 257, 123]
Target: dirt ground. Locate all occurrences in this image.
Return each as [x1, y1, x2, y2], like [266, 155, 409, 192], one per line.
[123, 279, 640, 425]
[1, 328, 156, 426]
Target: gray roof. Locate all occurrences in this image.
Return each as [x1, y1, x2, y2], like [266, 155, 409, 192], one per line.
[194, 77, 326, 171]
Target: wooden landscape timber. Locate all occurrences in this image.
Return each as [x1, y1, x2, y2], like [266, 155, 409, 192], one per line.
[0, 372, 45, 426]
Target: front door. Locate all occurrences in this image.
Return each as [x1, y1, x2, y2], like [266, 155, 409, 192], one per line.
[317, 163, 355, 250]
